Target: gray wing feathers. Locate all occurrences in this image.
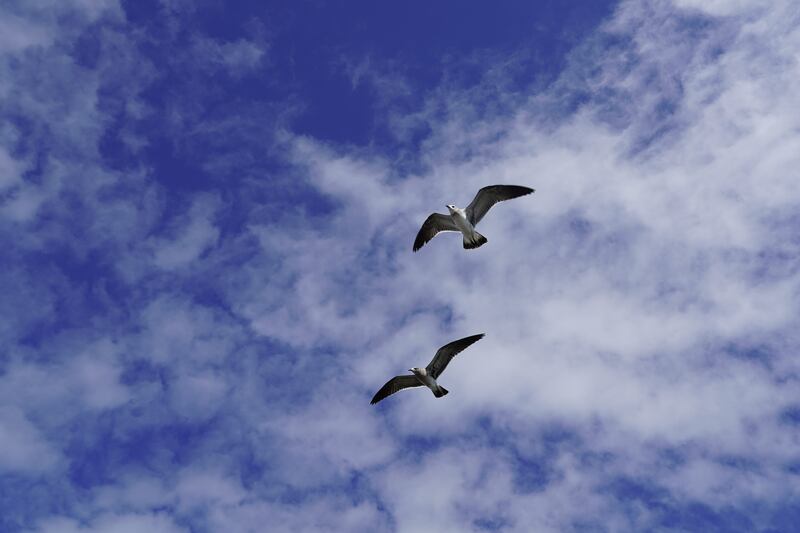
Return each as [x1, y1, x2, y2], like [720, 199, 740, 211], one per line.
[466, 185, 534, 225]
[370, 375, 424, 404]
[413, 213, 459, 252]
[426, 333, 485, 379]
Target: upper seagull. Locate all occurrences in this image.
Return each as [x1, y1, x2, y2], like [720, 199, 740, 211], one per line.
[370, 334, 485, 405]
[413, 185, 534, 252]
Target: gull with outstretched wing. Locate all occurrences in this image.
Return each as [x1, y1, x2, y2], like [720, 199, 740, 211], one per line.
[413, 185, 534, 252]
[370, 334, 485, 405]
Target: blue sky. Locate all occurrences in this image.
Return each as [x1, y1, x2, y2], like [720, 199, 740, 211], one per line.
[2, 0, 800, 531]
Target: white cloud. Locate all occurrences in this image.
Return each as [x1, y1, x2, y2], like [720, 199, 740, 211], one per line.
[195, 493, 387, 533]
[169, 372, 228, 421]
[0, 12, 49, 52]
[0, 347, 125, 444]
[138, 294, 238, 364]
[0, 407, 60, 473]
[31, 512, 186, 533]
[0, 0, 120, 54]
[192, 37, 267, 74]
[257, 392, 399, 489]
[71, 341, 131, 410]
[94, 476, 173, 510]
[672, 0, 764, 17]
[150, 195, 222, 270]
[174, 468, 246, 509]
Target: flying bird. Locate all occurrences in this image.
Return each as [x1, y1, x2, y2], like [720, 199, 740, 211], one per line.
[413, 185, 534, 252]
[370, 333, 485, 405]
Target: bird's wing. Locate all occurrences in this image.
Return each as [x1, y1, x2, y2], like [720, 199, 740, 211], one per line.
[465, 185, 534, 225]
[370, 375, 424, 405]
[426, 333, 485, 379]
[413, 213, 459, 252]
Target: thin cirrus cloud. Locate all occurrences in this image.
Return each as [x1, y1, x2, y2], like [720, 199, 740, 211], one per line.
[1, 0, 799, 532]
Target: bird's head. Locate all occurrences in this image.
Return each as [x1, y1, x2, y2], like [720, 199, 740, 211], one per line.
[409, 367, 420, 374]
[446, 204, 456, 213]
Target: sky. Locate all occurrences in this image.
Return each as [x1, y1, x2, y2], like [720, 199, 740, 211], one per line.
[1, 0, 800, 531]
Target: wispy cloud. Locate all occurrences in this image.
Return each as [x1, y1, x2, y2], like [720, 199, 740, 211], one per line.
[149, 194, 222, 270]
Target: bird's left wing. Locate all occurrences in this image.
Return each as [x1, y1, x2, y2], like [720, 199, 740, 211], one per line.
[465, 185, 534, 225]
[426, 333, 485, 379]
[370, 375, 424, 405]
[413, 213, 459, 252]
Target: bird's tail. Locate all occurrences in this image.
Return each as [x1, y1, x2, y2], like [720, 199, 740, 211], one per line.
[434, 386, 449, 398]
[463, 231, 487, 250]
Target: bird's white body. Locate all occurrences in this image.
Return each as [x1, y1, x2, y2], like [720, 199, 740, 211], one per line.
[446, 205, 486, 249]
[447, 206, 475, 236]
[410, 367, 445, 397]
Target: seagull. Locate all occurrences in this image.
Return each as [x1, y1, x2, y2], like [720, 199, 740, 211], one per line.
[370, 334, 485, 405]
[413, 185, 534, 252]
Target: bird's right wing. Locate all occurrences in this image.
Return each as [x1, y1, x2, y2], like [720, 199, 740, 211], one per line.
[465, 185, 534, 225]
[370, 375, 424, 405]
[426, 333, 485, 379]
[413, 213, 459, 252]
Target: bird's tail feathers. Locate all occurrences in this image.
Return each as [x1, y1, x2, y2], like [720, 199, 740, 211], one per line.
[434, 386, 449, 398]
[463, 232, 487, 250]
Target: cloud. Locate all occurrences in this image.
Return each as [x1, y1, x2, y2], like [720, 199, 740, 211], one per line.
[169, 372, 228, 420]
[672, 0, 764, 16]
[0, 12, 49, 53]
[0, 407, 60, 473]
[137, 294, 239, 365]
[150, 194, 222, 270]
[191, 36, 267, 75]
[31, 513, 186, 533]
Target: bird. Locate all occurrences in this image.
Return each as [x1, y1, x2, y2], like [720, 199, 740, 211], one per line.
[370, 333, 485, 405]
[413, 185, 534, 252]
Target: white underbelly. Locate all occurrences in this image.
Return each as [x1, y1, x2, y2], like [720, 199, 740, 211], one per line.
[417, 374, 438, 390]
[452, 214, 474, 235]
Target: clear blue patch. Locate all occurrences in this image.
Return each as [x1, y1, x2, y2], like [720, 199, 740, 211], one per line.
[606, 476, 757, 532]
[65, 414, 221, 489]
[779, 406, 800, 426]
[401, 434, 446, 458]
[0, 475, 74, 533]
[474, 515, 511, 531]
[724, 343, 773, 370]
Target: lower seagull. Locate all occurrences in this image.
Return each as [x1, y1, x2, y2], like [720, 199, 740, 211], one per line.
[370, 334, 485, 405]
